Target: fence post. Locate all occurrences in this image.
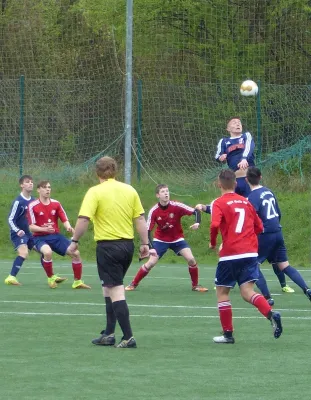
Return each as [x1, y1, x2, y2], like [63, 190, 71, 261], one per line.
[256, 80, 262, 163]
[19, 75, 25, 176]
[137, 79, 142, 182]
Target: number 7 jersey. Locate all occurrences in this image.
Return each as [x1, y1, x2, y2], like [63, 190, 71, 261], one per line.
[210, 193, 263, 261]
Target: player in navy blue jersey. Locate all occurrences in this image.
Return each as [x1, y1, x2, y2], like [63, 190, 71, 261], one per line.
[215, 117, 255, 198]
[246, 167, 311, 303]
[5, 175, 35, 286]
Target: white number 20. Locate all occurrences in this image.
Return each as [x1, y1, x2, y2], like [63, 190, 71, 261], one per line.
[262, 198, 279, 220]
[234, 208, 245, 233]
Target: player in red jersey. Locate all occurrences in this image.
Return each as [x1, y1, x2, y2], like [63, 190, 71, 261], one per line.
[210, 169, 282, 344]
[28, 181, 91, 289]
[125, 184, 208, 292]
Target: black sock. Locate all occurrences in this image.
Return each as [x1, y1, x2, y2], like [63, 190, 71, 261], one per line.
[104, 297, 116, 335]
[112, 300, 133, 340]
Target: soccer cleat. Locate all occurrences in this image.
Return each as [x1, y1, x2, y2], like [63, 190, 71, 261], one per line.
[92, 331, 116, 346]
[282, 285, 295, 293]
[72, 280, 91, 289]
[115, 337, 137, 348]
[192, 285, 208, 292]
[48, 277, 58, 289]
[305, 288, 311, 301]
[4, 275, 22, 286]
[125, 283, 137, 291]
[271, 311, 283, 339]
[267, 298, 275, 306]
[213, 335, 235, 344]
[52, 275, 67, 284]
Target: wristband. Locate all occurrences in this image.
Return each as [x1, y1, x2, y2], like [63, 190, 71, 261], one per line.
[140, 243, 149, 246]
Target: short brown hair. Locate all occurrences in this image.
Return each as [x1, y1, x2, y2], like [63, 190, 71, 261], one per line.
[227, 116, 241, 124]
[155, 184, 168, 194]
[19, 175, 33, 184]
[37, 180, 50, 189]
[95, 156, 118, 179]
[218, 169, 236, 190]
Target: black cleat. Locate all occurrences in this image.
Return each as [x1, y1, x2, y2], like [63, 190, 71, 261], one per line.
[305, 288, 311, 301]
[271, 311, 283, 339]
[115, 336, 137, 348]
[92, 331, 116, 346]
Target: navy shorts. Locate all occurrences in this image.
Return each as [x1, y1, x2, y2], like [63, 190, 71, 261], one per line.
[215, 257, 259, 288]
[96, 239, 134, 287]
[235, 177, 251, 198]
[257, 231, 288, 264]
[34, 234, 71, 256]
[11, 232, 35, 251]
[153, 240, 190, 259]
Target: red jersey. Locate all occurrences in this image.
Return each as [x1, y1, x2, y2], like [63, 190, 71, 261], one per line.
[28, 199, 68, 236]
[210, 192, 263, 261]
[147, 201, 194, 243]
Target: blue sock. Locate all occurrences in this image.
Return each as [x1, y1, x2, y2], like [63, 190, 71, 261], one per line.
[10, 256, 25, 277]
[256, 269, 271, 298]
[283, 266, 308, 291]
[272, 263, 287, 288]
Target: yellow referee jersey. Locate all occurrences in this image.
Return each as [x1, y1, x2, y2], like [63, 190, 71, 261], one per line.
[78, 179, 144, 241]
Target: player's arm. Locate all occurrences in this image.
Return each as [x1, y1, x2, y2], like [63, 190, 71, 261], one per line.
[56, 203, 74, 232]
[215, 138, 227, 162]
[238, 132, 254, 169]
[210, 201, 222, 248]
[274, 194, 282, 222]
[190, 209, 201, 230]
[252, 207, 264, 235]
[29, 224, 55, 233]
[195, 204, 211, 214]
[8, 200, 22, 233]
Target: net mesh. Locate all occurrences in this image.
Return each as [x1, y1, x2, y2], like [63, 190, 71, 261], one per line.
[0, 0, 310, 190]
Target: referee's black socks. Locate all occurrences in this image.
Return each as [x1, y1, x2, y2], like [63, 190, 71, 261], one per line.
[105, 297, 117, 335]
[112, 300, 133, 340]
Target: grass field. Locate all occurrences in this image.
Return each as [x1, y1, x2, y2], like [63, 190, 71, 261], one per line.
[2, 259, 311, 400]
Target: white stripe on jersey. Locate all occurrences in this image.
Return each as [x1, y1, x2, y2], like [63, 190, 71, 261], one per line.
[215, 139, 224, 159]
[242, 131, 252, 158]
[8, 200, 20, 232]
[51, 199, 68, 221]
[146, 204, 159, 230]
[170, 201, 194, 213]
[219, 252, 258, 261]
[28, 199, 40, 224]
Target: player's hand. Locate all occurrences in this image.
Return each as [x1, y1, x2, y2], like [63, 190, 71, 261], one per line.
[46, 226, 55, 233]
[218, 243, 223, 254]
[209, 242, 216, 250]
[219, 154, 227, 162]
[237, 159, 248, 170]
[190, 223, 200, 230]
[66, 226, 75, 234]
[17, 230, 25, 237]
[195, 204, 206, 212]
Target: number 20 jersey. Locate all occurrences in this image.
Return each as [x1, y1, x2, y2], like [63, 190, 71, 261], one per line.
[247, 186, 282, 233]
[210, 193, 263, 260]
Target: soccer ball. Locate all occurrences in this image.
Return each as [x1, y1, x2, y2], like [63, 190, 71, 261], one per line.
[240, 80, 258, 96]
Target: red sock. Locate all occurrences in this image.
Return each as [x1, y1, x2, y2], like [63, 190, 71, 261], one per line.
[41, 259, 54, 278]
[72, 261, 82, 280]
[132, 265, 150, 286]
[251, 293, 272, 318]
[218, 301, 233, 332]
[188, 263, 198, 287]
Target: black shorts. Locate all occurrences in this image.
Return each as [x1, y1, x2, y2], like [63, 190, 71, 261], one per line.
[96, 239, 134, 287]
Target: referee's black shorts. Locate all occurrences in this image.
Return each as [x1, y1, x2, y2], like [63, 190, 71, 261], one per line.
[96, 239, 134, 287]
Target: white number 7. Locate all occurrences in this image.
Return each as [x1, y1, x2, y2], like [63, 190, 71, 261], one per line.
[234, 208, 245, 233]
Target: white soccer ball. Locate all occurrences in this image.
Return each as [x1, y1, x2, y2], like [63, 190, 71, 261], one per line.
[240, 80, 258, 96]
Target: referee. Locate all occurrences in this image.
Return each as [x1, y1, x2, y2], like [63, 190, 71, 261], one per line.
[68, 156, 154, 348]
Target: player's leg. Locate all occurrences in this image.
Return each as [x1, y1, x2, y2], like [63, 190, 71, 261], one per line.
[125, 241, 165, 291]
[255, 268, 275, 306]
[255, 233, 275, 304]
[5, 241, 29, 286]
[213, 260, 235, 343]
[238, 258, 282, 339]
[65, 241, 91, 289]
[271, 263, 294, 293]
[178, 245, 208, 292]
[93, 240, 136, 348]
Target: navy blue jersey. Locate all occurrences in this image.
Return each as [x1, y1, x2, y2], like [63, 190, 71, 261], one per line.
[8, 194, 35, 235]
[247, 186, 281, 233]
[215, 132, 255, 171]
